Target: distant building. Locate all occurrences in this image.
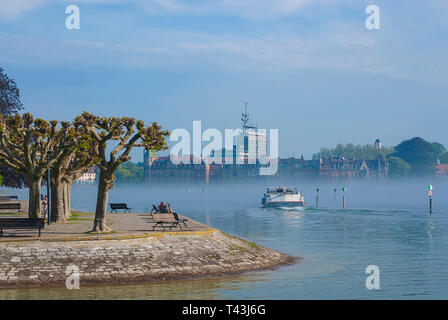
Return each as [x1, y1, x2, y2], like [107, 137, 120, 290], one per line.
[143, 151, 159, 168]
[76, 167, 96, 183]
[436, 164, 448, 176]
[234, 103, 267, 164]
[375, 138, 382, 150]
[143, 111, 390, 183]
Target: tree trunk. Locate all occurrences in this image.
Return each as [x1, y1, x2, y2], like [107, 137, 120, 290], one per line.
[28, 177, 42, 219]
[92, 170, 112, 232]
[63, 181, 72, 220]
[50, 178, 66, 223]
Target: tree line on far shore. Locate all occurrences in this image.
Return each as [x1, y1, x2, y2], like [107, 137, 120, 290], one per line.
[0, 67, 169, 232]
[313, 138, 447, 177]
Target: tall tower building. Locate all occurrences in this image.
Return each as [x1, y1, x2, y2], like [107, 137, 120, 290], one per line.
[235, 103, 267, 164]
[143, 150, 159, 170]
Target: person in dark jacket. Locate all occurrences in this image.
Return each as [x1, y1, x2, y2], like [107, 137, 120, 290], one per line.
[159, 201, 168, 213]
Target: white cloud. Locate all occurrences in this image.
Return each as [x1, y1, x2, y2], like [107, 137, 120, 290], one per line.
[0, 0, 48, 18]
[137, 0, 336, 19]
[0, 0, 338, 19]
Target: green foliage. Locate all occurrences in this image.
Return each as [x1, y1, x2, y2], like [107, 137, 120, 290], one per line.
[0, 113, 80, 176]
[391, 137, 440, 176]
[439, 153, 448, 164]
[115, 162, 144, 183]
[313, 143, 394, 160]
[0, 67, 24, 115]
[388, 156, 411, 177]
[431, 142, 447, 158]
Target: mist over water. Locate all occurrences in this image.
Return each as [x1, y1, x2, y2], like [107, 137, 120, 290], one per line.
[69, 178, 448, 213]
[2, 178, 448, 299]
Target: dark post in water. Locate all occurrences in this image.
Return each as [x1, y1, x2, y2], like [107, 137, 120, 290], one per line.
[316, 188, 319, 208]
[342, 187, 347, 209]
[428, 184, 433, 214]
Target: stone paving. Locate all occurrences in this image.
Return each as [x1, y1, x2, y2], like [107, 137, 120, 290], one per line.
[0, 211, 209, 242]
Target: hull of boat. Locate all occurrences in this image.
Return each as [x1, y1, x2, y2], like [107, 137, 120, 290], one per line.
[265, 201, 305, 208]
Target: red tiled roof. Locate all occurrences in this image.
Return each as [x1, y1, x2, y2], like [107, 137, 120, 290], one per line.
[436, 164, 448, 176]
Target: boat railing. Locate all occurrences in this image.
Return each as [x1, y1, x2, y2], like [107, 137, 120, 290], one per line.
[266, 187, 298, 194]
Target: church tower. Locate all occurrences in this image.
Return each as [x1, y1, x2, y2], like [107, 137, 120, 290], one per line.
[375, 138, 382, 150]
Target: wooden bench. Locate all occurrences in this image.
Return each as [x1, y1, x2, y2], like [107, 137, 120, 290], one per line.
[0, 218, 45, 237]
[110, 203, 132, 213]
[0, 195, 18, 201]
[151, 213, 188, 231]
[0, 202, 21, 212]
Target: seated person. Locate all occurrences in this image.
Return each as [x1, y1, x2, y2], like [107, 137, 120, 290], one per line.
[159, 201, 169, 213]
[167, 203, 175, 214]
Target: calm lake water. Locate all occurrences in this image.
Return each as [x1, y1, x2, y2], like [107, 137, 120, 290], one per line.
[2, 179, 448, 299]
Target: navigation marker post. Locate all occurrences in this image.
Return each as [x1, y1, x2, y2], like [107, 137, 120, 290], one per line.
[201, 187, 205, 201]
[342, 187, 347, 209]
[428, 184, 433, 214]
[316, 188, 319, 208]
[333, 188, 337, 201]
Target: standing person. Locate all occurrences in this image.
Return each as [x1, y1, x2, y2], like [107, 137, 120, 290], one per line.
[40, 194, 45, 213]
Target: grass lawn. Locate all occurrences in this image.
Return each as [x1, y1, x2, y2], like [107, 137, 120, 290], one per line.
[68, 210, 92, 221]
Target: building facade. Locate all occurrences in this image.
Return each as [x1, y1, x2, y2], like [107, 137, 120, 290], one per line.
[143, 107, 389, 183]
[75, 167, 97, 183]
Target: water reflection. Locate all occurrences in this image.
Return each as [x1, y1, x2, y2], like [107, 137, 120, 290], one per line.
[0, 273, 269, 300]
[2, 180, 448, 299]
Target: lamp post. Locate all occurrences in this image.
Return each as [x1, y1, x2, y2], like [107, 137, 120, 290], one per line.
[46, 151, 53, 225]
[47, 167, 50, 225]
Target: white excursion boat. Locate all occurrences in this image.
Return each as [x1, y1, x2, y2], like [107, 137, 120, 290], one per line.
[261, 187, 305, 209]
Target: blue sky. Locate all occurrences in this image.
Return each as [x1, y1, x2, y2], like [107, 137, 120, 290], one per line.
[1, 0, 447, 161]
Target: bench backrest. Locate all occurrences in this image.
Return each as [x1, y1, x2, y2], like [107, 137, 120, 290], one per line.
[0, 196, 18, 201]
[152, 213, 176, 223]
[0, 218, 45, 229]
[110, 203, 128, 209]
[0, 203, 21, 210]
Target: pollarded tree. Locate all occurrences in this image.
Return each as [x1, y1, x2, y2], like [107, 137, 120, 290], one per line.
[49, 132, 99, 223]
[75, 112, 169, 232]
[0, 113, 78, 218]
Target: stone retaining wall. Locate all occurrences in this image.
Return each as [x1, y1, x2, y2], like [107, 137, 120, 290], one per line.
[0, 230, 297, 288]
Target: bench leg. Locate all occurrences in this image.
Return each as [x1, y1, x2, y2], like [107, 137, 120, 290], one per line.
[153, 223, 166, 231]
[38, 228, 41, 237]
[170, 222, 180, 230]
